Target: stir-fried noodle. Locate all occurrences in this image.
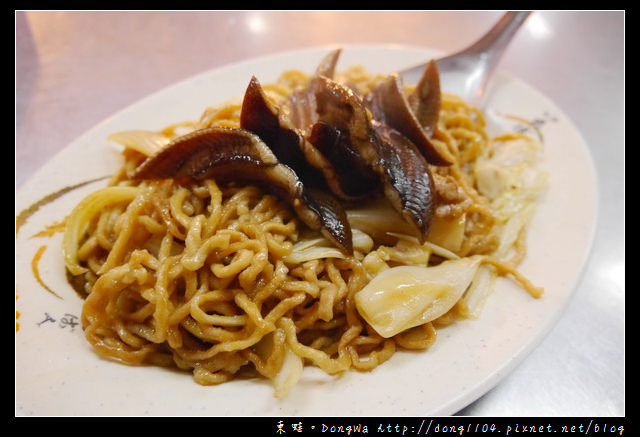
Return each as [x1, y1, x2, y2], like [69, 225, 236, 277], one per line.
[63, 63, 547, 397]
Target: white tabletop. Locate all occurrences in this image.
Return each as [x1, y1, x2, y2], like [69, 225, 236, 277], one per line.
[15, 10, 624, 417]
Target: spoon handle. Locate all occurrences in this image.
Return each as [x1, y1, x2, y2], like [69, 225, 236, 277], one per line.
[434, 11, 532, 106]
[445, 11, 532, 61]
[398, 11, 532, 106]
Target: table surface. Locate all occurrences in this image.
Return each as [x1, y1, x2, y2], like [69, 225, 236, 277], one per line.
[15, 10, 624, 417]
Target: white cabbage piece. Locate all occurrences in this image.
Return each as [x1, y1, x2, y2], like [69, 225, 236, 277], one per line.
[273, 344, 304, 398]
[425, 213, 466, 253]
[346, 198, 419, 243]
[474, 136, 545, 202]
[63, 186, 142, 275]
[282, 229, 374, 264]
[458, 135, 547, 317]
[282, 244, 346, 264]
[355, 255, 484, 338]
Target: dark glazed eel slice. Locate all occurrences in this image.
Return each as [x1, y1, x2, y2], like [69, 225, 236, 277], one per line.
[313, 76, 435, 236]
[284, 47, 340, 132]
[408, 60, 441, 136]
[243, 75, 378, 202]
[366, 64, 452, 166]
[284, 47, 342, 136]
[371, 121, 435, 235]
[314, 47, 342, 78]
[240, 76, 326, 189]
[307, 122, 380, 201]
[130, 127, 353, 254]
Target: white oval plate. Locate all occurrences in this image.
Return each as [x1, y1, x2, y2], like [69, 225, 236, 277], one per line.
[15, 45, 597, 416]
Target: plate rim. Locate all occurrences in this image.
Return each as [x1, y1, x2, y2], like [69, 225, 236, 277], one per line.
[15, 43, 599, 416]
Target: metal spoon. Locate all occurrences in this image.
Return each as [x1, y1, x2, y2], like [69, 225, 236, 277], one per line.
[399, 11, 532, 107]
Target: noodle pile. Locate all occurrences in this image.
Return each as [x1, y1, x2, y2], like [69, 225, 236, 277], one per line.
[63, 64, 546, 397]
